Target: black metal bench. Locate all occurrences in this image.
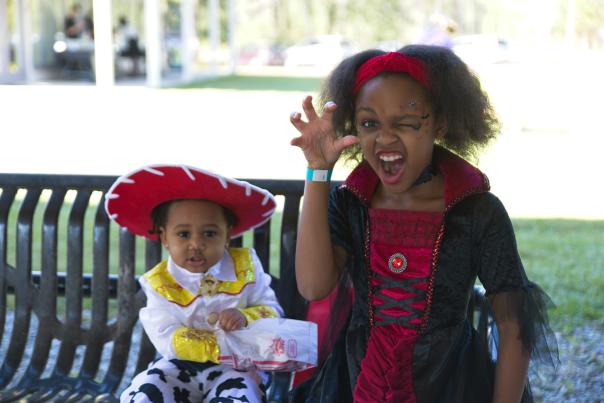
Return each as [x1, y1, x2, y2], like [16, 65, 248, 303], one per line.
[0, 173, 492, 402]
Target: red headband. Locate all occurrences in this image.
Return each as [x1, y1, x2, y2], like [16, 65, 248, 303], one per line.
[352, 52, 430, 94]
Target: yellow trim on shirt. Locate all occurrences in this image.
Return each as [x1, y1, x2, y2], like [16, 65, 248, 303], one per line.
[172, 327, 220, 363]
[239, 305, 279, 324]
[143, 247, 256, 306]
[217, 247, 256, 295]
[143, 260, 193, 306]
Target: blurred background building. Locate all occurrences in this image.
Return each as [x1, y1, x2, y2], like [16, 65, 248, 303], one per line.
[0, 0, 603, 220]
[1, 0, 602, 87]
[0, 0, 237, 86]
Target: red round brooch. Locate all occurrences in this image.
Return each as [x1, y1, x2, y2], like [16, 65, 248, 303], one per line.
[388, 253, 408, 273]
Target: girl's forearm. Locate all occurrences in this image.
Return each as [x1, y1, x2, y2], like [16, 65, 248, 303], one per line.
[295, 181, 340, 300]
[492, 322, 530, 403]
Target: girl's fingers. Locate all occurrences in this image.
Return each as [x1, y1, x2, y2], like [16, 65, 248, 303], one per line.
[321, 101, 337, 119]
[290, 111, 301, 122]
[334, 134, 359, 152]
[301, 95, 318, 121]
[289, 111, 307, 132]
[290, 99, 341, 160]
[291, 99, 336, 130]
[290, 136, 303, 147]
[289, 110, 309, 148]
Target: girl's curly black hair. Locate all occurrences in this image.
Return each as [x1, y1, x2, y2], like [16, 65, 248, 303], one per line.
[318, 44, 501, 162]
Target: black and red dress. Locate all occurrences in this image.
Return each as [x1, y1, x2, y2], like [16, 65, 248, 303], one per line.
[292, 146, 557, 403]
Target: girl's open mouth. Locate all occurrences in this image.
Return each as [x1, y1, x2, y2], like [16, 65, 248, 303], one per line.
[378, 152, 405, 185]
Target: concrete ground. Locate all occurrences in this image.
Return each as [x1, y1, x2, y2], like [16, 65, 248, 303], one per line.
[1, 52, 602, 219]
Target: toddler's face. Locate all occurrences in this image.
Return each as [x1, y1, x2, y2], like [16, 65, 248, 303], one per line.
[159, 200, 231, 273]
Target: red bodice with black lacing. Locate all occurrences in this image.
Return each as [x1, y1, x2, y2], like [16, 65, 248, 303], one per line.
[353, 208, 443, 403]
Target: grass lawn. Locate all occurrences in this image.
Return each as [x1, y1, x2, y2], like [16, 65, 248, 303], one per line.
[512, 218, 604, 332]
[177, 74, 324, 92]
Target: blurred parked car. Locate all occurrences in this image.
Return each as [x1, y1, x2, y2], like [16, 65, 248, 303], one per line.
[238, 43, 285, 66]
[452, 34, 513, 65]
[284, 35, 355, 67]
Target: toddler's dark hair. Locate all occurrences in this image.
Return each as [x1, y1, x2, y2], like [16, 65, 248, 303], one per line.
[318, 44, 500, 161]
[149, 199, 237, 236]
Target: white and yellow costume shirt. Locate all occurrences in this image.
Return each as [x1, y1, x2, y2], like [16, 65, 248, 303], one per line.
[139, 247, 283, 363]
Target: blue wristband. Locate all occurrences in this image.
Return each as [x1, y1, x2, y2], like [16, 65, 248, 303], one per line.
[306, 167, 333, 182]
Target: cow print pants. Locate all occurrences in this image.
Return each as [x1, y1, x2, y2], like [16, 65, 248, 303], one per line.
[121, 358, 268, 403]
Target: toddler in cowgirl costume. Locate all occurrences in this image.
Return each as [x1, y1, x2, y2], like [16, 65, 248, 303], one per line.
[106, 164, 316, 403]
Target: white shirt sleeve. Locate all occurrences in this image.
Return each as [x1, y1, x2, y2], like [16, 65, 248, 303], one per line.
[138, 278, 181, 359]
[247, 248, 284, 317]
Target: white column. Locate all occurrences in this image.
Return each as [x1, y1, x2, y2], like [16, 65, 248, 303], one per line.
[0, 0, 9, 81]
[180, 0, 196, 81]
[565, 0, 575, 49]
[208, 0, 219, 74]
[92, 0, 115, 86]
[145, 0, 162, 87]
[16, 0, 34, 82]
[227, 0, 236, 73]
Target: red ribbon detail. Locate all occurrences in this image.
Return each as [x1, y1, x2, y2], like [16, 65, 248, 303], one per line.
[352, 52, 430, 93]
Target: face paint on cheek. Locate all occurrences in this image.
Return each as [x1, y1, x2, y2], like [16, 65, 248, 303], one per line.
[416, 105, 430, 121]
[399, 100, 432, 134]
[415, 113, 432, 136]
[407, 100, 430, 118]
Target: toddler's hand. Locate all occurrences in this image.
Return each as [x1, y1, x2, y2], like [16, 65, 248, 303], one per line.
[218, 308, 247, 331]
[290, 95, 358, 169]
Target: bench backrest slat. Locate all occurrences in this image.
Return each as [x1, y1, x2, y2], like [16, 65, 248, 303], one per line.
[54, 190, 91, 376]
[2, 189, 40, 387]
[135, 239, 162, 374]
[253, 221, 271, 274]
[22, 189, 64, 384]
[278, 193, 306, 320]
[80, 201, 111, 379]
[0, 188, 17, 359]
[101, 229, 138, 392]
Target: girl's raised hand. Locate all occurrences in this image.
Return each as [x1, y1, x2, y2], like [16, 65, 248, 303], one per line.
[290, 95, 358, 169]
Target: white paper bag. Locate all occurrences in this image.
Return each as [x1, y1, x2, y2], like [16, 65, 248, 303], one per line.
[217, 318, 318, 371]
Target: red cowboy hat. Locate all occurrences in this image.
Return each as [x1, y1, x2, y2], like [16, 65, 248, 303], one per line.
[104, 164, 277, 239]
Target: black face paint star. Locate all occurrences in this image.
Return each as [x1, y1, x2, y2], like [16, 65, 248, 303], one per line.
[408, 100, 430, 120]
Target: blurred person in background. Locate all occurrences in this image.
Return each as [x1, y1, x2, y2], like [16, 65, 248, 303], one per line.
[64, 3, 85, 38]
[417, 13, 457, 48]
[115, 15, 144, 76]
